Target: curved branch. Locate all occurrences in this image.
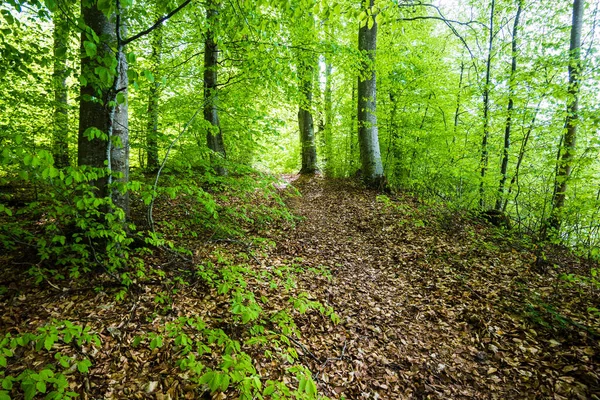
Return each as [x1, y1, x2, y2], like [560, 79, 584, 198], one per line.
[123, 0, 193, 46]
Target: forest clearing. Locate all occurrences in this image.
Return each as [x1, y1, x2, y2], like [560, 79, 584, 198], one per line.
[1, 0, 600, 398]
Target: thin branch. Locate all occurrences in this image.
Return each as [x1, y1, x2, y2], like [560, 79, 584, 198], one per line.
[148, 99, 208, 232]
[396, 1, 481, 75]
[123, 0, 193, 46]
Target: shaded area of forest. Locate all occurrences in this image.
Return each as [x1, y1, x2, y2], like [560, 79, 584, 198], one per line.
[1, 176, 598, 399]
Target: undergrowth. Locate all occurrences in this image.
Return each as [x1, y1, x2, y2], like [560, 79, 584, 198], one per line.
[0, 157, 333, 398]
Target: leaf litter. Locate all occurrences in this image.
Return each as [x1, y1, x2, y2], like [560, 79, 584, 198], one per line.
[0, 175, 599, 399]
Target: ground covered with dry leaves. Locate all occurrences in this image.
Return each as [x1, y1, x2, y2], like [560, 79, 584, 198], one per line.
[1, 176, 599, 399]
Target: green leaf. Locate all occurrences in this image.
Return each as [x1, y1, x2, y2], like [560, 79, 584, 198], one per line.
[306, 378, 317, 396]
[23, 381, 36, 400]
[116, 92, 125, 105]
[1, 378, 12, 390]
[219, 374, 230, 392]
[44, 335, 55, 351]
[143, 70, 155, 82]
[0, 390, 10, 400]
[263, 385, 275, 396]
[83, 41, 97, 57]
[36, 380, 46, 394]
[77, 359, 91, 373]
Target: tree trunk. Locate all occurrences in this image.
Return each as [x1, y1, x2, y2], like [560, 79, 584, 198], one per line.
[52, 8, 70, 168]
[495, 0, 522, 210]
[323, 52, 333, 174]
[479, 0, 495, 209]
[297, 54, 318, 174]
[146, 17, 162, 173]
[110, 48, 129, 215]
[451, 61, 464, 159]
[357, 0, 384, 188]
[78, 1, 129, 215]
[549, 0, 584, 232]
[204, 4, 227, 176]
[349, 82, 357, 173]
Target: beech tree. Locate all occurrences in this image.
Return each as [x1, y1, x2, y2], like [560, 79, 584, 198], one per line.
[495, 0, 523, 211]
[78, 0, 129, 213]
[52, 5, 70, 168]
[145, 8, 162, 173]
[549, 0, 585, 233]
[357, 0, 384, 187]
[203, 0, 227, 176]
[479, 0, 495, 209]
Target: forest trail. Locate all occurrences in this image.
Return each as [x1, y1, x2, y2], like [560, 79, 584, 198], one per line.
[269, 176, 599, 399]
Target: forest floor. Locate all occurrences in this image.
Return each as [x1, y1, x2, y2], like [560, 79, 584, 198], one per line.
[1, 175, 600, 399]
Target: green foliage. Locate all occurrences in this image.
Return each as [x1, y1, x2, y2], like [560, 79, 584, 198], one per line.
[0, 147, 157, 289]
[132, 247, 338, 399]
[0, 320, 100, 399]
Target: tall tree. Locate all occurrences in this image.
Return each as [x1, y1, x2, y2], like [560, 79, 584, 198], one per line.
[146, 10, 162, 173]
[323, 55, 333, 174]
[495, 0, 523, 211]
[549, 0, 585, 232]
[357, 0, 384, 187]
[78, 0, 129, 213]
[204, 0, 227, 176]
[52, 6, 70, 168]
[479, 0, 495, 209]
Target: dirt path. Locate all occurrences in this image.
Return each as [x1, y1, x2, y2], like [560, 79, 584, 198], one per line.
[269, 177, 599, 399]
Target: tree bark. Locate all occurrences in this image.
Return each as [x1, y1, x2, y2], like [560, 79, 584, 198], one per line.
[204, 3, 227, 176]
[357, 0, 384, 188]
[349, 82, 357, 173]
[146, 17, 162, 173]
[78, 0, 129, 215]
[52, 8, 70, 168]
[549, 0, 584, 232]
[297, 54, 318, 174]
[323, 59, 333, 174]
[479, 0, 495, 209]
[495, 0, 522, 210]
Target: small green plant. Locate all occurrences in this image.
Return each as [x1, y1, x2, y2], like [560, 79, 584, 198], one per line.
[0, 320, 100, 400]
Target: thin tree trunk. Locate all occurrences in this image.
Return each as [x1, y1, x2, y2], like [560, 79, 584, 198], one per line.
[204, 3, 227, 176]
[502, 98, 543, 212]
[323, 58, 333, 174]
[357, 0, 384, 187]
[349, 82, 357, 173]
[549, 0, 584, 233]
[408, 94, 432, 179]
[52, 8, 70, 168]
[146, 17, 162, 172]
[452, 61, 464, 151]
[495, 0, 522, 210]
[479, 0, 495, 209]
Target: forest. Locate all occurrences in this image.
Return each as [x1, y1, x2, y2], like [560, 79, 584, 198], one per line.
[0, 0, 599, 398]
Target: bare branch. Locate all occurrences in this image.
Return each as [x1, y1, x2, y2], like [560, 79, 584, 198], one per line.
[123, 0, 193, 46]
